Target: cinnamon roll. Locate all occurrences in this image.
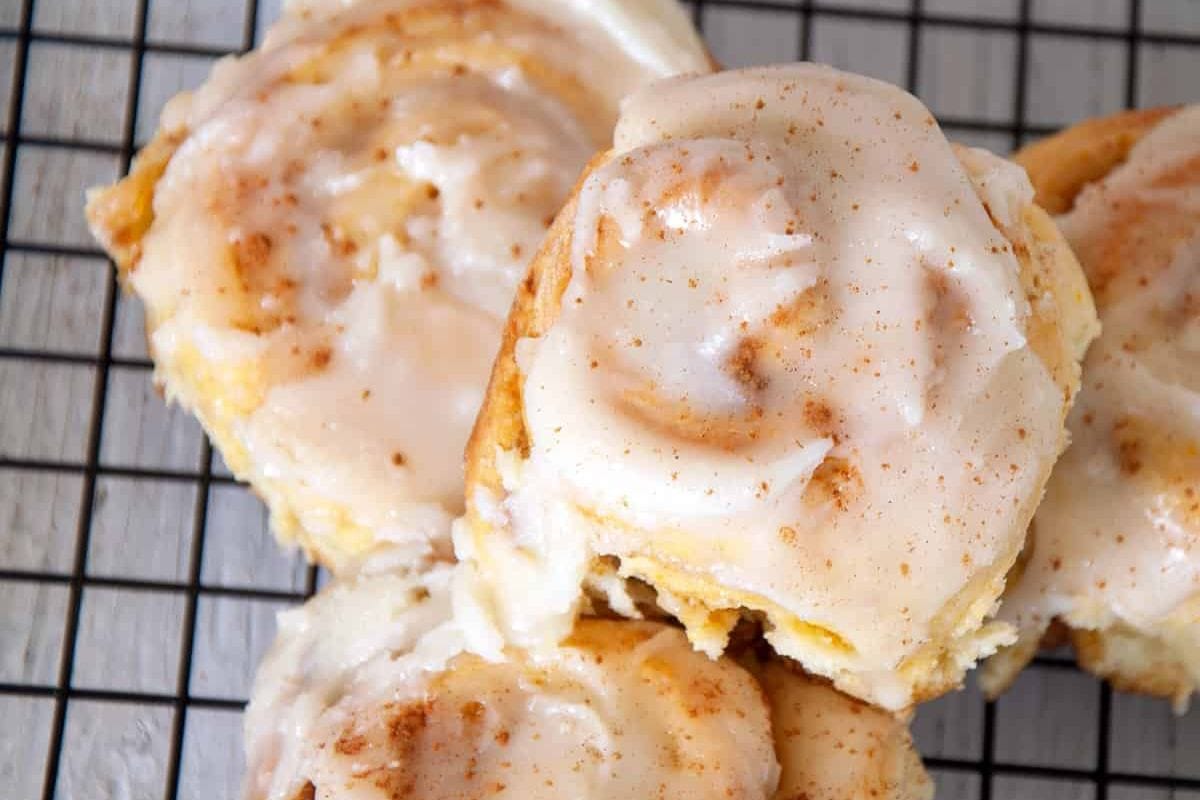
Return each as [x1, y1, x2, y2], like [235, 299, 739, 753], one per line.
[983, 106, 1200, 710]
[85, 0, 709, 573]
[243, 564, 931, 800]
[458, 64, 1099, 711]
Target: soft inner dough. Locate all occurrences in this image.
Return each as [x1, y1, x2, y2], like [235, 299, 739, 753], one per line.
[243, 563, 930, 800]
[459, 64, 1097, 712]
[84, 0, 710, 572]
[986, 106, 1200, 709]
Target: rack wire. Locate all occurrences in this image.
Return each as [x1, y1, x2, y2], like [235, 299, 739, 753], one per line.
[0, 1, 1196, 798]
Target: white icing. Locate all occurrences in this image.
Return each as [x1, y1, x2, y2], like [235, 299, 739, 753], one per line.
[999, 107, 1200, 665]
[119, 0, 709, 567]
[276, 0, 711, 80]
[243, 565, 462, 800]
[469, 65, 1071, 710]
[242, 566, 783, 800]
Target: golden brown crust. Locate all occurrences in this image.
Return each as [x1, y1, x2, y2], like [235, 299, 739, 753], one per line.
[1071, 626, 1195, 705]
[464, 154, 605, 507]
[85, 129, 184, 282]
[1014, 106, 1178, 215]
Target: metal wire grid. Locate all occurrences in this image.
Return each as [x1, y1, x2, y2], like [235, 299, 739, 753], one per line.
[0, 0, 1195, 798]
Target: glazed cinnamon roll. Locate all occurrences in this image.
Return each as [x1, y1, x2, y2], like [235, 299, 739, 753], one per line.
[243, 564, 931, 800]
[458, 64, 1099, 711]
[983, 106, 1200, 710]
[85, 0, 709, 573]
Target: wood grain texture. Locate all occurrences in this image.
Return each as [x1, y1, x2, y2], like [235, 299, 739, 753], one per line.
[0, 2, 20, 27]
[56, 701, 172, 800]
[86, 477, 197, 582]
[1138, 43, 1200, 107]
[1, 0, 1198, 796]
[188, 596, 287, 701]
[21, 43, 132, 143]
[178, 708, 245, 800]
[10, 146, 120, 247]
[110, 292, 150, 360]
[1109, 692, 1200, 780]
[918, 27, 1019, 122]
[930, 770, 982, 800]
[1142, 1, 1200, 35]
[1109, 787, 1200, 800]
[0, 253, 109, 355]
[0, 41, 15, 136]
[0, 359, 96, 460]
[1032, 0, 1130, 29]
[994, 667, 1102, 769]
[993, 775, 1096, 800]
[0, 695, 55, 800]
[1026, 35, 1127, 127]
[702, 4, 802, 67]
[810, 15, 908, 85]
[146, 0, 248, 48]
[912, 674, 987, 760]
[823, 0, 910, 13]
[135, 52, 219, 145]
[0, 580, 68, 684]
[202, 484, 307, 592]
[71, 587, 184, 694]
[0, 469, 83, 572]
[98, 366, 205, 470]
[33, 0, 140, 38]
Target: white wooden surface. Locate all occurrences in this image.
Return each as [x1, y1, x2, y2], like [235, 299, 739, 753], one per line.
[0, 1, 1198, 799]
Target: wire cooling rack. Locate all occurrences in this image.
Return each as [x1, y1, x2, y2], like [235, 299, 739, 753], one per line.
[0, 0, 1196, 798]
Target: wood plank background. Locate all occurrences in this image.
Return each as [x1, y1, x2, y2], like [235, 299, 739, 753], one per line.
[0, 1, 1197, 798]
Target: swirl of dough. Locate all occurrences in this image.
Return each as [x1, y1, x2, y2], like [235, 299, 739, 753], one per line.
[243, 566, 778, 800]
[460, 64, 1098, 711]
[986, 106, 1200, 709]
[85, 0, 709, 572]
[243, 563, 930, 800]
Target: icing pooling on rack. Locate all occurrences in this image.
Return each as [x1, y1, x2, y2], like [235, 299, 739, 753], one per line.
[999, 107, 1200, 656]
[123, 0, 708, 564]
[243, 566, 781, 800]
[477, 65, 1068, 709]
